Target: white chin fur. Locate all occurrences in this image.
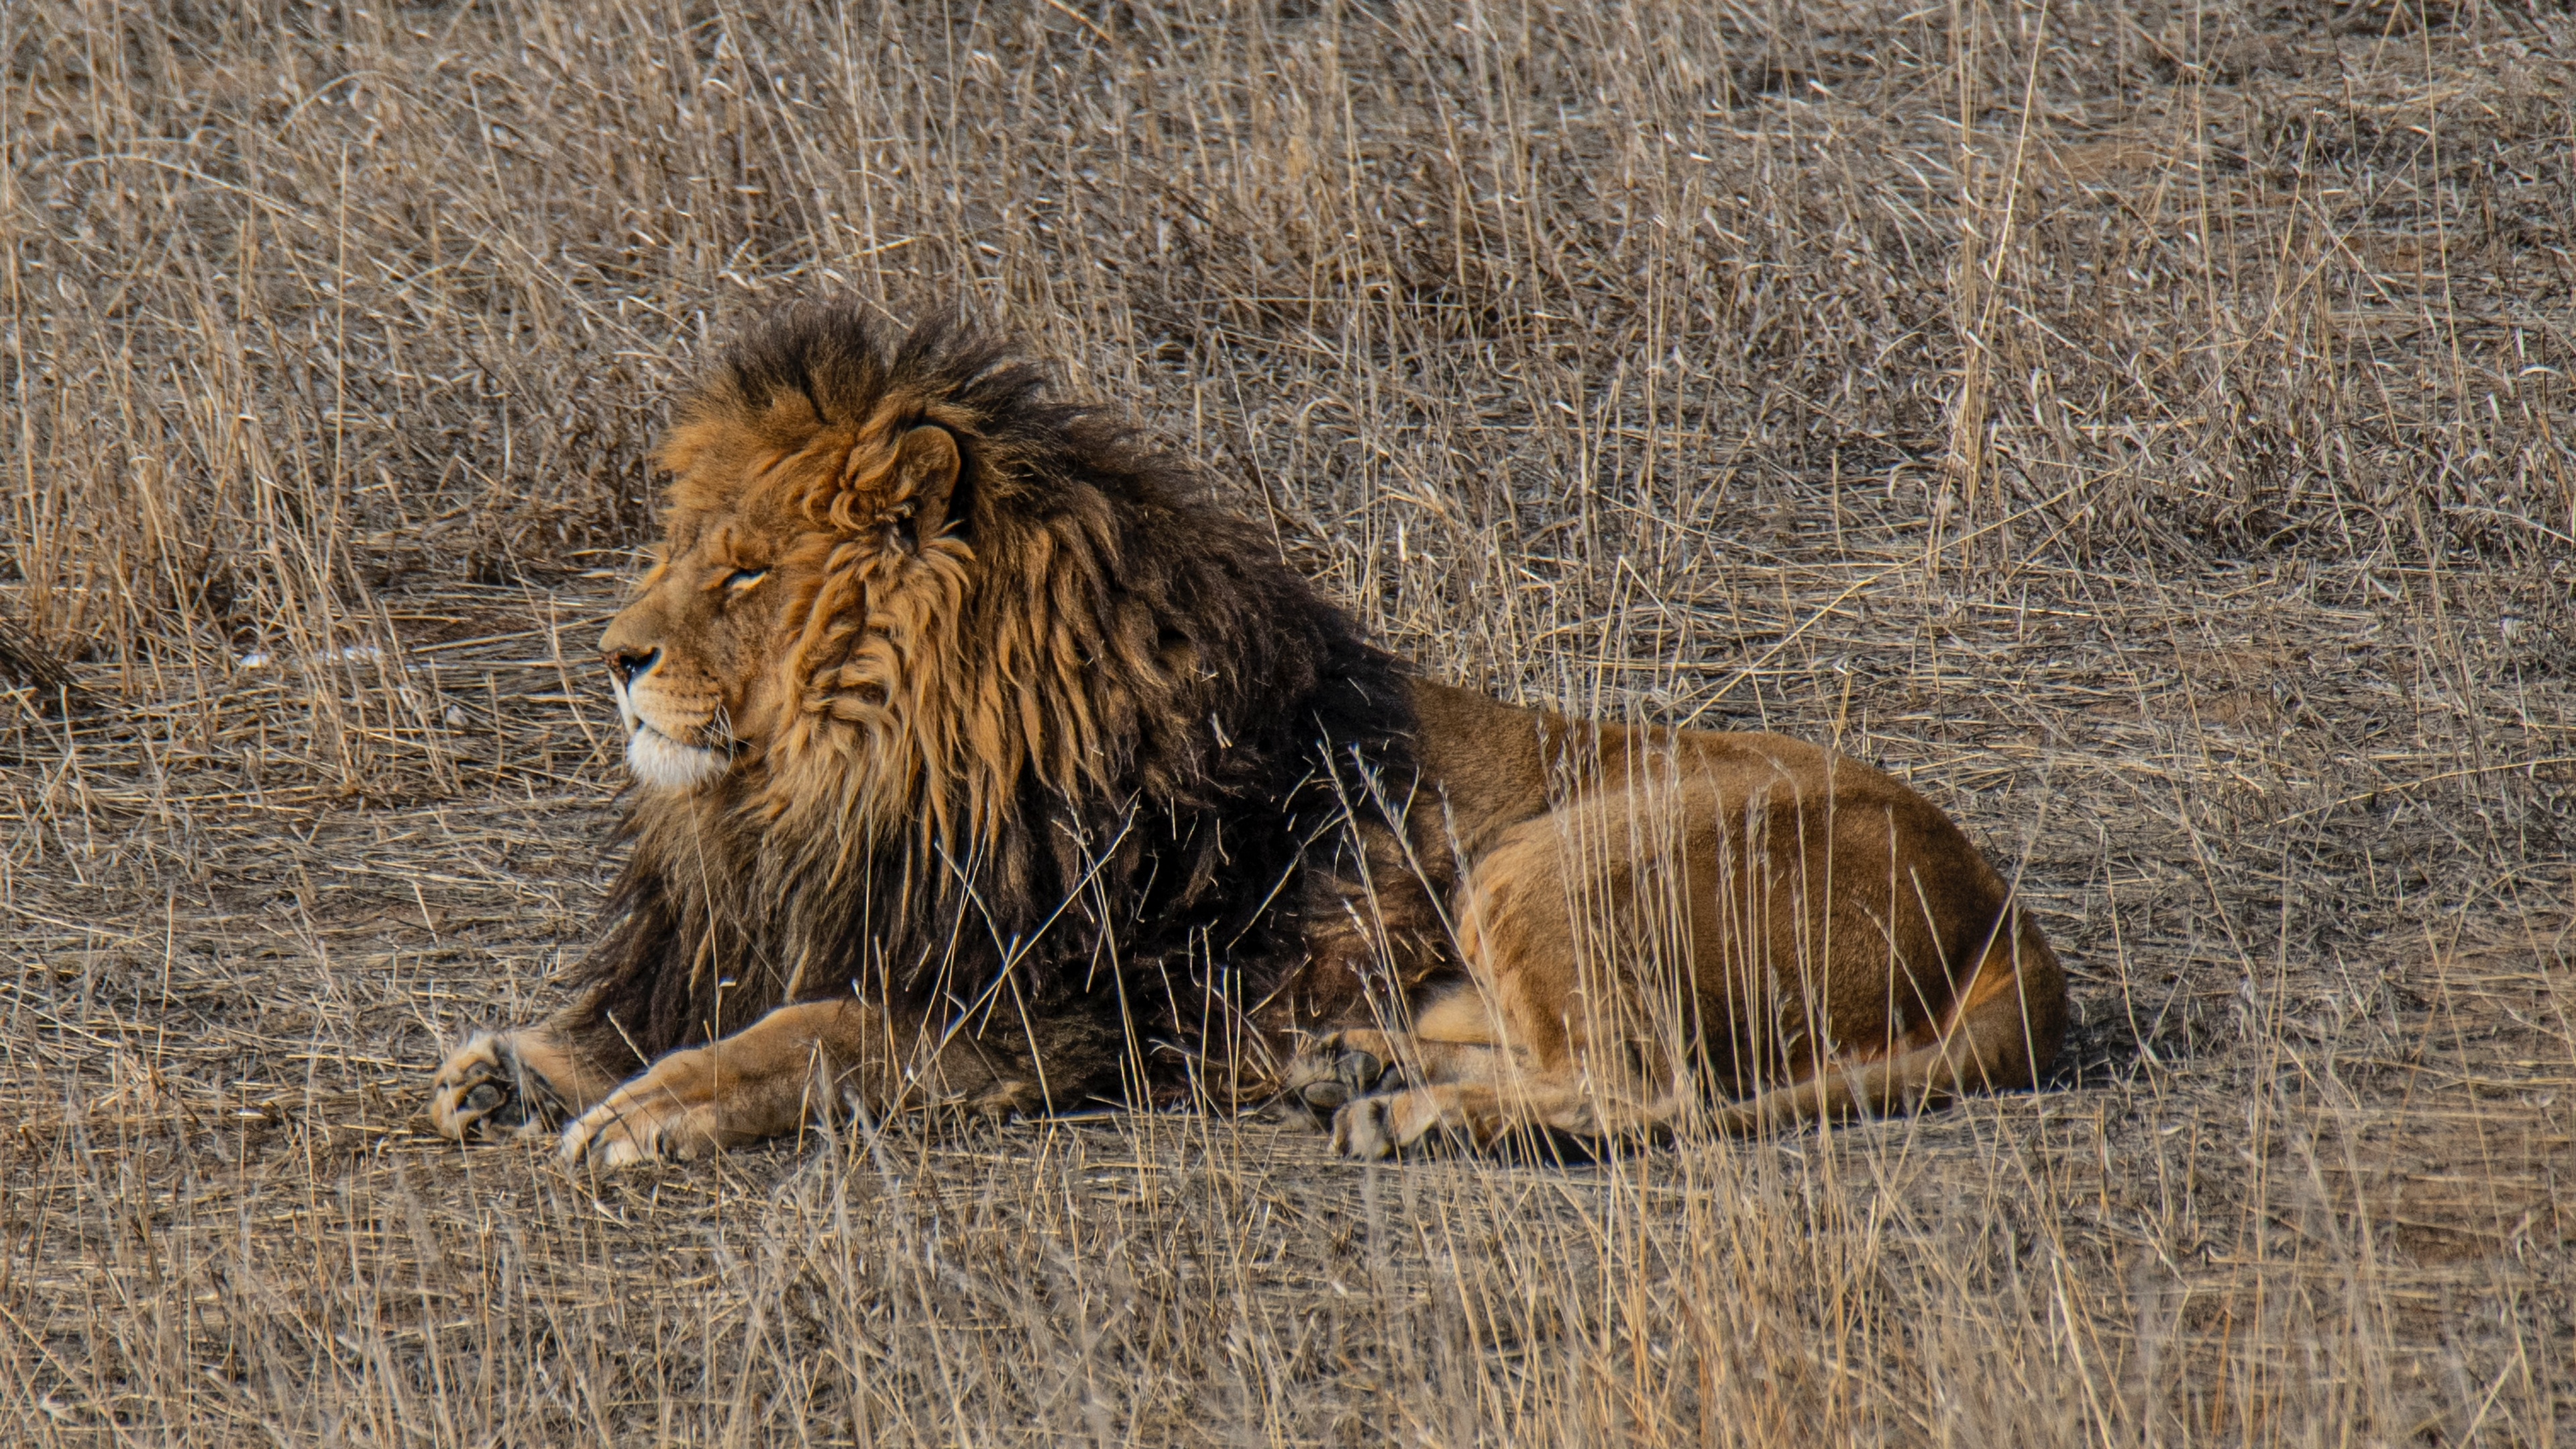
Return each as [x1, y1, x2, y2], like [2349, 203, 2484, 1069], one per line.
[625, 726, 731, 792]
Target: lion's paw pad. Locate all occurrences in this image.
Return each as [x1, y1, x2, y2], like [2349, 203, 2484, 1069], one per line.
[429, 1034, 567, 1143]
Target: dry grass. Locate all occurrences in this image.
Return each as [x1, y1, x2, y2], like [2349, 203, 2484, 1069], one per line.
[4, 0, 2573, 1442]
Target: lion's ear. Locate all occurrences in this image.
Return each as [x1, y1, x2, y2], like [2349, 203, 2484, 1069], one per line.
[890, 425, 962, 549]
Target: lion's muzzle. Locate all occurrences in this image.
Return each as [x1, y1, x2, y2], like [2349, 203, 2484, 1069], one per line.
[609, 667, 733, 792]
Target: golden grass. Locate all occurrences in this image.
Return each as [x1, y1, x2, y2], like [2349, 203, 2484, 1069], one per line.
[3, 0, 2571, 1442]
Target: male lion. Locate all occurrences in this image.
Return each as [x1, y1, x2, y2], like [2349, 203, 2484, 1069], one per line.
[428, 301, 2066, 1166]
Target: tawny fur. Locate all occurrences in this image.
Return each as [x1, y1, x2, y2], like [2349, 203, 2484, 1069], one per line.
[1300, 682, 2066, 1157]
[425, 300, 2068, 1165]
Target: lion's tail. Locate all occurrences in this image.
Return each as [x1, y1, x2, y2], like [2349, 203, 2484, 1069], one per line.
[1714, 908, 2068, 1136]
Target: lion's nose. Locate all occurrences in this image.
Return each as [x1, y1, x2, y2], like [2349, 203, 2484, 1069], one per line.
[606, 647, 659, 687]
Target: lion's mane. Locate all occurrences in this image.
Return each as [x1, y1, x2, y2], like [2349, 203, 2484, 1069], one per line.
[558, 304, 1417, 1103]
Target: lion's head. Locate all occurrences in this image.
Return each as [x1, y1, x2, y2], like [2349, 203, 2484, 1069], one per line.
[596, 305, 1128, 853]
[600, 387, 966, 786]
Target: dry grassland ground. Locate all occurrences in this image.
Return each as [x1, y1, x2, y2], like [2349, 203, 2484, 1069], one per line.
[3, 0, 2573, 1443]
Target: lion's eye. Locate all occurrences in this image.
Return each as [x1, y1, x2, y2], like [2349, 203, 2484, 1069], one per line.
[724, 568, 768, 590]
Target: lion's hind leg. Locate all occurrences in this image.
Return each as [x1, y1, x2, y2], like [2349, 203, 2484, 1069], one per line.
[429, 1028, 608, 1142]
[1301, 985, 1684, 1159]
[1281, 977, 1527, 1123]
[1280, 1022, 1501, 1116]
[1329, 1077, 1682, 1159]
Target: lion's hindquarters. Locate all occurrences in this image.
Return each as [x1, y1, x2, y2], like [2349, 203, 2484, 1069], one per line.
[1326, 754, 2063, 1154]
[1658, 763, 2064, 1106]
[1713, 914, 2068, 1132]
[1941, 908, 2068, 1093]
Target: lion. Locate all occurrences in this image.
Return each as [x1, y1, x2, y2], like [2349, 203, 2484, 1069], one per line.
[427, 300, 2067, 1167]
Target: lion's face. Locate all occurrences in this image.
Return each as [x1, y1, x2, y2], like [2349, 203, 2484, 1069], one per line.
[596, 491, 802, 792]
[599, 418, 965, 796]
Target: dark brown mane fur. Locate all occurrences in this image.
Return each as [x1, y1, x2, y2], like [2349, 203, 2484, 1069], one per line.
[558, 303, 1419, 1106]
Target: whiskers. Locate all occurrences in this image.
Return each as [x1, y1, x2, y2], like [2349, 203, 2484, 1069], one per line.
[611, 672, 742, 794]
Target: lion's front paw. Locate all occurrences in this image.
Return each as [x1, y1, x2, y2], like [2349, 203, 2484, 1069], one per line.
[429, 1032, 570, 1143]
[558, 1061, 718, 1169]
